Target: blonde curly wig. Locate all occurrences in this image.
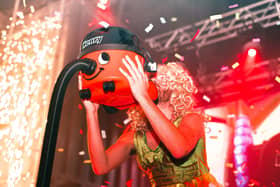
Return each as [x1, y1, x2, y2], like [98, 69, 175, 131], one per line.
[127, 62, 198, 131]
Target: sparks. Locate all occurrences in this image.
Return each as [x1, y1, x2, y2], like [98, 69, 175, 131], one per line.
[0, 8, 62, 186]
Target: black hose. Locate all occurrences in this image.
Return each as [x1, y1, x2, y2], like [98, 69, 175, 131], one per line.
[36, 58, 96, 187]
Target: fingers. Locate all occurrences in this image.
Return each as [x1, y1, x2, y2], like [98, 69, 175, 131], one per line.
[83, 100, 99, 112]
[122, 56, 140, 81]
[119, 67, 133, 84]
[121, 55, 147, 82]
[135, 55, 145, 78]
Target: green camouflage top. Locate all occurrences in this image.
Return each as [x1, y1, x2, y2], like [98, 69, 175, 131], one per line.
[133, 116, 211, 187]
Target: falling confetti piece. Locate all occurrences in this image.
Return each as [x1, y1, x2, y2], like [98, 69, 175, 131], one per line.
[202, 95, 210, 102]
[104, 181, 111, 184]
[275, 76, 280, 83]
[145, 24, 153, 33]
[23, 0, 26, 7]
[228, 4, 239, 9]
[174, 53, 184, 61]
[83, 160, 91, 164]
[99, 21, 110, 28]
[101, 130, 107, 139]
[97, 2, 107, 10]
[78, 151, 85, 156]
[235, 12, 240, 20]
[57, 148, 64, 152]
[190, 29, 200, 42]
[126, 179, 133, 187]
[78, 104, 83, 110]
[123, 118, 131, 125]
[162, 57, 168, 64]
[225, 163, 234, 168]
[160, 17, 166, 24]
[80, 129, 83, 135]
[232, 62, 240, 69]
[210, 14, 222, 21]
[170, 17, 177, 22]
[220, 65, 229, 71]
[114, 123, 123, 128]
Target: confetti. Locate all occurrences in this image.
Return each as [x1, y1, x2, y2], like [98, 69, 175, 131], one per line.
[215, 20, 220, 28]
[23, 0, 27, 7]
[235, 12, 240, 20]
[30, 5, 35, 13]
[220, 65, 229, 71]
[126, 179, 133, 187]
[101, 130, 107, 139]
[80, 129, 84, 135]
[78, 151, 85, 155]
[97, 2, 107, 10]
[228, 4, 239, 9]
[174, 53, 184, 61]
[225, 163, 234, 168]
[83, 160, 91, 164]
[210, 14, 222, 21]
[202, 95, 211, 103]
[232, 62, 240, 69]
[78, 104, 83, 110]
[114, 123, 123, 128]
[104, 181, 111, 184]
[161, 57, 168, 64]
[123, 118, 131, 125]
[227, 114, 236, 118]
[99, 21, 110, 28]
[170, 17, 177, 22]
[275, 75, 280, 83]
[190, 29, 200, 42]
[160, 17, 166, 24]
[57, 148, 64, 152]
[144, 23, 153, 33]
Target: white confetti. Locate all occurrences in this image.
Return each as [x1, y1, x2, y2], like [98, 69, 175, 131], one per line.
[145, 24, 153, 33]
[160, 17, 166, 24]
[78, 151, 85, 156]
[203, 95, 211, 103]
[99, 21, 110, 28]
[170, 17, 177, 22]
[123, 118, 131, 125]
[101, 130, 107, 139]
[174, 53, 184, 61]
[210, 14, 222, 21]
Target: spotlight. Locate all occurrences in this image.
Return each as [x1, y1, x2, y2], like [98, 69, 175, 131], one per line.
[248, 48, 257, 57]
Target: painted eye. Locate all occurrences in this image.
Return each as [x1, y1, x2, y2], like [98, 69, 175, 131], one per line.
[98, 52, 110, 65]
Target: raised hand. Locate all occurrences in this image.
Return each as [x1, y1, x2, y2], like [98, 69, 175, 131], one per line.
[119, 55, 150, 102]
[82, 100, 99, 113]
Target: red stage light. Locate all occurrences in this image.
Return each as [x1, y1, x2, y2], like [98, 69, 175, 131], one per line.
[248, 48, 257, 57]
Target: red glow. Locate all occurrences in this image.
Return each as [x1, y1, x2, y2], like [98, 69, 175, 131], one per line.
[126, 179, 133, 187]
[248, 48, 257, 57]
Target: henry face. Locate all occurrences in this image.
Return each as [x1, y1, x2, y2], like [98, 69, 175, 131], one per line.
[79, 49, 158, 109]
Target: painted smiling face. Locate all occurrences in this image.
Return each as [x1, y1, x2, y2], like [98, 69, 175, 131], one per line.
[78, 27, 157, 109]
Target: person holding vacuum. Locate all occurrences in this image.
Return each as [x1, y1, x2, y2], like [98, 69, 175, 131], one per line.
[81, 26, 220, 187]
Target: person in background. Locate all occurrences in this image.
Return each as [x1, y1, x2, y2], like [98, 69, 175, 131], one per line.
[83, 55, 221, 187]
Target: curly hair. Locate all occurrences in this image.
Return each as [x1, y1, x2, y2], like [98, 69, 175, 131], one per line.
[127, 62, 198, 131]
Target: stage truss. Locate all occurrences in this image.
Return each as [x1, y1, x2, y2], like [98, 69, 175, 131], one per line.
[145, 0, 280, 52]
